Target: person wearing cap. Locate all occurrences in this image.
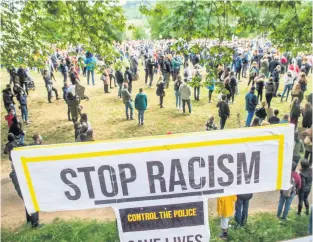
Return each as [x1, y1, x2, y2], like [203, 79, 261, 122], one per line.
[121, 83, 134, 120]
[245, 87, 258, 127]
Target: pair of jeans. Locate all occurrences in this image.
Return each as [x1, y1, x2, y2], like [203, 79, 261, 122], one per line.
[248, 76, 255, 86]
[128, 82, 132, 94]
[242, 63, 248, 77]
[160, 96, 164, 107]
[163, 72, 170, 88]
[220, 117, 227, 130]
[266, 93, 273, 108]
[87, 70, 95, 85]
[138, 110, 145, 124]
[277, 193, 295, 219]
[245, 110, 255, 127]
[125, 101, 133, 119]
[149, 73, 154, 87]
[118, 84, 122, 98]
[194, 86, 200, 100]
[305, 150, 312, 166]
[175, 90, 181, 108]
[144, 69, 149, 84]
[172, 69, 179, 82]
[235, 198, 250, 226]
[104, 84, 109, 93]
[21, 105, 28, 122]
[274, 82, 279, 96]
[257, 90, 263, 102]
[235, 67, 241, 80]
[47, 85, 59, 102]
[208, 90, 213, 102]
[298, 190, 311, 214]
[231, 86, 236, 103]
[182, 99, 192, 113]
[281, 84, 292, 102]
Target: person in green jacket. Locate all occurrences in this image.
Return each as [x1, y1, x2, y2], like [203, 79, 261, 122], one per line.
[135, 88, 147, 126]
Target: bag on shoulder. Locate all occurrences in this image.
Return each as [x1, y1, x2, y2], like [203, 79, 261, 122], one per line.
[174, 82, 180, 91]
[282, 177, 296, 197]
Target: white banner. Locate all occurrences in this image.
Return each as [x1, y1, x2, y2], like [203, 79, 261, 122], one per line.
[11, 124, 294, 214]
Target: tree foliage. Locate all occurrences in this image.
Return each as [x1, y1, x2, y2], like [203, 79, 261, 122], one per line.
[132, 26, 147, 40]
[0, 0, 126, 67]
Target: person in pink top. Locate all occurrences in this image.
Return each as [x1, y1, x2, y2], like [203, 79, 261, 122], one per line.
[5, 109, 15, 128]
[277, 161, 301, 220]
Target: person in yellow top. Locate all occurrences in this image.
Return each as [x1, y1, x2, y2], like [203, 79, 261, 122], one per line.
[217, 195, 237, 240]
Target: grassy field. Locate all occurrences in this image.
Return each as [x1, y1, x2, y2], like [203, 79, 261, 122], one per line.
[1, 66, 311, 151]
[1, 211, 310, 242]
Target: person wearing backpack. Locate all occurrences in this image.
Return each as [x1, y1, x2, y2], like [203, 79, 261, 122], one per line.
[248, 61, 259, 87]
[277, 161, 301, 220]
[235, 193, 253, 226]
[234, 54, 242, 81]
[298, 158, 312, 215]
[174, 76, 183, 110]
[216, 94, 230, 130]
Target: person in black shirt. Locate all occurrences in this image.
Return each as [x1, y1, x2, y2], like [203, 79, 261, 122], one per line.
[216, 94, 230, 130]
[124, 67, 133, 93]
[268, 109, 280, 124]
[9, 116, 25, 145]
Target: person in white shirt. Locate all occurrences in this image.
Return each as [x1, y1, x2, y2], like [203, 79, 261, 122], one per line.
[281, 71, 296, 102]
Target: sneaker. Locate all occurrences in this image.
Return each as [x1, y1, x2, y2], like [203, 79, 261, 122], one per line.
[141, 122, 144, 125]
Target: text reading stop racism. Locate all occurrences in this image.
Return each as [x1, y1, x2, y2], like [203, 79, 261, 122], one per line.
[61, 151, 260, 204]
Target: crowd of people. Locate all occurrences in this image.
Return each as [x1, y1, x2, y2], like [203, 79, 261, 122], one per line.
[2, 38, 312, 236]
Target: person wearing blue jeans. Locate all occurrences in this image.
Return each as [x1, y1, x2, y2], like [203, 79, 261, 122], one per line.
[245, 87, 258, 127]
[277, 193, 295, 220]
[87, 70, 95, 85]
[121, 84, 134, 120]
[235, 193, 253, 226]
[135, 88, 148, 126]
[175, 90, 181, 109]
[21, 105, 28, 123]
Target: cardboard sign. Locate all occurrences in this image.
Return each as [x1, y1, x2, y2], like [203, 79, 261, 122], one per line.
[116, 200, 210, 242]
[11, 125, 294, 241]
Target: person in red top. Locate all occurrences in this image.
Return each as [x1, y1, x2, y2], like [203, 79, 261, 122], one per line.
[5, 109, 15, 128]
[289, 63, 300, 75]
[277, 161, 301, 220]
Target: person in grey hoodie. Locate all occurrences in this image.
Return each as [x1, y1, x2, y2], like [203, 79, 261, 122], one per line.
[121, 83, 134, 120]
[179, 80, 192, 114]
[265, 77, 275, 108]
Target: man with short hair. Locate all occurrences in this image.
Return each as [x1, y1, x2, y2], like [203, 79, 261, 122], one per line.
[216, 94, 230, 130]
[245, 87, 258, 127]
[179, 80, 192, 114]
[121, 83, 134, 120]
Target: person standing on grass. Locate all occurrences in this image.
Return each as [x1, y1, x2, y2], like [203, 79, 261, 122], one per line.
[162, 55, 172, 89]
[229, 72, 237, 104]
[174, 75, 183, 110]
[268, 109, 280, 124]
[109, 66, 117, 89]
[302, 103, 312, 128]
[217, 195, 237, 240]
[265, 77, 275, 108]
[124, 67, 133, 94]
[224, 74, 231, 103]
[234, 54, 242, 81]
[60, 60, 68, 83]
[2, 84, 15, 114]
[302, 128, 312, 166]
[290, 97, 301, 129]
[43, 70, 60, 103]
[235, 193, 253, 226]
[85, 52, 97, 85]
[17, 65, 28, 95]
[245, 87, 258, 127]
[172, 55, 183, 82]
[293, 131, 305, 165]
[291, 83, 304, 104]
[100, 69, 109, 94]
[135, 88, 147, 126]
[147, 54, 156, 87]
[272, 65, 281, 97]
[179, 79, 192, 114]
[115, 68, 124, 98]
[254, 74, 265, 102]
[207, 79, 215, 103]
[298, 158, 312, 215]
[156, 79, 165, 108]
[298, 73, 308, 93]
[247, 61, 258, 87]
[192, 64, 203, 101]
[241, 50, 249, 78]
[216, 94, 230, 130]
[4, 133, 42, 228]
[280, 71, 295, 103]
[260, 55, 269, 78]
[67, 92, 80, 123]
[17, 90, 30, 125]
[121, 83, 134, 121]
[277, 161, 301, 220]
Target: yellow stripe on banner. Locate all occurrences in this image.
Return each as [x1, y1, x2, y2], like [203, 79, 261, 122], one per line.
[21, 134, 285, 212]
[15, 123, 290, 151]
[21, 157, 40, 212]
[276, 136, 285, 190]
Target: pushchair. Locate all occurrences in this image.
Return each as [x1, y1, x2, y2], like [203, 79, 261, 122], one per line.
[25, 76, 35, 90]
[75, 82, 89, 101]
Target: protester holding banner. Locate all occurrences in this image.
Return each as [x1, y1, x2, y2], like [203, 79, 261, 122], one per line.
[217, 195, 237, 239]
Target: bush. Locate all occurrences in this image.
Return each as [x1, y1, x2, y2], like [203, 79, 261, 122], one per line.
[2, 210, 310, 242]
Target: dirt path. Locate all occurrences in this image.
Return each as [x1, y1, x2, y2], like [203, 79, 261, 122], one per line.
[2, 171, 310, 229]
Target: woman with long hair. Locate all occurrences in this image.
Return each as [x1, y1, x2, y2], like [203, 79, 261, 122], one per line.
[297, 158, 312, 215]
[298, 72, 307, 93]
[291, 83, 304, 103]
[290, 97, 301, 129]
[302, 102, 312, 128]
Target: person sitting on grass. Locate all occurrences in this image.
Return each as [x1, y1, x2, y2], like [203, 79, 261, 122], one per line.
[217, 195, 237, 240]
[277, 161, 301, 220]
[74, 121, 82, 141]
[251, 118, 260, 127]
[280, 114, 289, 124]
[268, 109, 280, 124]
[9, 116, 25, 145]
[135, 88, 148, 126]
[206, 116, 218, 131]
[32, 134, 43, 145]
[255, 101, 267, 124]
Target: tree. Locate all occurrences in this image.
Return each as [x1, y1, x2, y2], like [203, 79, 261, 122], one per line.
[132, 26, 147, 40]
[0, 0, 127, 68]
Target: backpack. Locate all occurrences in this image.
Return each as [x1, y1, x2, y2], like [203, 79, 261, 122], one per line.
[282, 177, 296, 197]
[174, 81, 180, 91]
[184, 69, 189, 78]
[249, 67, 257, 77]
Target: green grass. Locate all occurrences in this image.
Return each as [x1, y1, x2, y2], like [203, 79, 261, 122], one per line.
[2, 211, 310, 242]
